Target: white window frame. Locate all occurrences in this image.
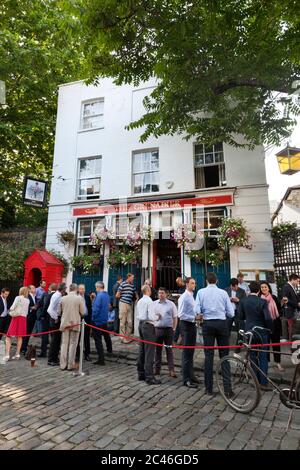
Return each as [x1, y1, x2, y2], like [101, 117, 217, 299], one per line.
[77, 156, 102, 200]
[77, 218, 106, 254]
[79, 98, 104, 131]
[194, 142, 226, 189]
[132, 148, 160, 195]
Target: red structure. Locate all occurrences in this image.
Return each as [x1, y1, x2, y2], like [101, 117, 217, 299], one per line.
[23, 249, 64, 288]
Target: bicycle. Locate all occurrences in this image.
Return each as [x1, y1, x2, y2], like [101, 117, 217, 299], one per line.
[216, 326, 300, 414]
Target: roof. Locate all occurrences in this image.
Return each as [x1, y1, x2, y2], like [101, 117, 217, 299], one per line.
[271, 185, 300, 223]
[27, 249, 64, 266]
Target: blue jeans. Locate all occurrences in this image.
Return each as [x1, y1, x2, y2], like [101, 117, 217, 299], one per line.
[250, 333, 269, 385]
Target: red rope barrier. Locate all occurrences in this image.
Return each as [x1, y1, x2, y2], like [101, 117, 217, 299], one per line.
[85, 323, 295, 350]
[2, 323, 81, 338]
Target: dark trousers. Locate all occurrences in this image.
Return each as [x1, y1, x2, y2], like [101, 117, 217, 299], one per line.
[114, 307, 120, 333]
[92, 324, 112, 363]
[40, 314, 50, 356]
[0, 316, 10, 337]
[250, 333, 269, 385]
[155, 327, 174, 372]
[181, 320, 197, 383]
[137, 321, 156, 380]
[21, 312, 37, 353]
[174, 319, 181, 342]
[202, 320, 231, 393]
[48, 318, 62, 363]
[270, 317, 281, 364]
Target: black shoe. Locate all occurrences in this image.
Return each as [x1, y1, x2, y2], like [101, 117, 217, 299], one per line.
[184, 381, 198, 389]
[138, 375, 146, 381]
[225, 390, 234, 399]
[146, 378, 161, 385]
[205, 389, 215, 396]
[84, 355, 91, 361]
[47, 361, 59, 366]
[260, 384, 273, 392]
[38, 353, 47, 358]
[106, 351, 113, 355]
[93, 360, 105, 365]
[190, 376, 200, 384]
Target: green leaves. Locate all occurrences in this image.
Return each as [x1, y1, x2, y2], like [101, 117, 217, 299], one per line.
[0, 0, 83, 227]
[75, 0, 300, 148]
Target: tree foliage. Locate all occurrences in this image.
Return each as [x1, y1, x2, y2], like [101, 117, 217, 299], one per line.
[75, 0, 300, 147]
[0, 0, 83, 227]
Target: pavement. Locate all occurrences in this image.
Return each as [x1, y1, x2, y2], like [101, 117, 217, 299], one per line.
[0, 334, 300, 450]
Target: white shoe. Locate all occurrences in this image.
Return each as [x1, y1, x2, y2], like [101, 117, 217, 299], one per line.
[12, 354, 20, 360]
[3, 356, 10, 363]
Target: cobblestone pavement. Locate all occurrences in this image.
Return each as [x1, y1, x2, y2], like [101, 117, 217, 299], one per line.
[0, 338, 300, 451]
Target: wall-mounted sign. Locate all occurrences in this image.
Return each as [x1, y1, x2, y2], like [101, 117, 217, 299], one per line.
[22, 177, 48, 208]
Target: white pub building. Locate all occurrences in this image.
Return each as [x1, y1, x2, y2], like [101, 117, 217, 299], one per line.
[45, 78, 275, 295]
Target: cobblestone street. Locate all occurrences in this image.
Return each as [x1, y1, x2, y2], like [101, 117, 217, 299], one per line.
[0, 338, 300, 451]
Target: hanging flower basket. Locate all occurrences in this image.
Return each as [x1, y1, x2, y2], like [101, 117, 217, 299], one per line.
[271, 222, 298, 241]
[172, 223, 197, 248]
[70, 254, 103, 274]
[106, 248, 141, 268]
[90, 226, 116, 247]
[186, 248, 225, 267]
[218, 217, 252, 250]
[57, 230, 75, 246]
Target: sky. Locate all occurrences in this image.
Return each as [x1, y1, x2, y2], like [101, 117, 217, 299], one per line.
[265, 122, 300, 209]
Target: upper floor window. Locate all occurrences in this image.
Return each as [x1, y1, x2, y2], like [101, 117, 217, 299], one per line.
[80, 99, 104, 130]
[194, 142, 226, 189]
[77, 156, 101, 200]
[133, 149, 159, 194]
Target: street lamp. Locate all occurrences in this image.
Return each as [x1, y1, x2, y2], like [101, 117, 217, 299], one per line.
[276, 145, 300, 175]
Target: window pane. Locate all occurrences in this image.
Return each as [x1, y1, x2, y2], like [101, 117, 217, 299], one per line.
[195, 144, 203, 154]
[133, 154, 142, 173]
[79, 221, 92, 237]
[83, 100, 103, 117]
[79, 158, 101, 178]
[195, 154, 204, 166]
[151, 151, 159, 170]
[94, 158, 102, 175]
[142, 152, 151, 172]
[142, 172, 151, 193]
[134, 174, 143, 194]
[79, 178, 101, 197]
[82, 114, 103, 129]
[215, 152, 223, 163]
[151, 172, 159, 192]
[205, 153, 214, 164]
[214, 142, 223, 152]
[93, 218, 105, 232]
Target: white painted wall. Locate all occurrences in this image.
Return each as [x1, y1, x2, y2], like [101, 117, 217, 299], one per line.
[273, 202, 300, 226]
[46, 78, 274, 275]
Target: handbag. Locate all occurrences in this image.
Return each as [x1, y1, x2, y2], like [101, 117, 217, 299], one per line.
[9, 298, 23, 318]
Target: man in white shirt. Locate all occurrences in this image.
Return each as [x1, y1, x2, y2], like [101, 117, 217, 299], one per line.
[47, 283, 66, 366]
[178, 277, 200, 388]
[136, 285, 161, 385]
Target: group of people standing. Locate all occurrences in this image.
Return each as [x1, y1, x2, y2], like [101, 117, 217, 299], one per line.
[0, 280, 115, 370]
[136, 271, 300, 394]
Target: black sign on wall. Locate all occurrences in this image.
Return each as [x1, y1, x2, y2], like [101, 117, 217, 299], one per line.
[22, 177, 48, 208]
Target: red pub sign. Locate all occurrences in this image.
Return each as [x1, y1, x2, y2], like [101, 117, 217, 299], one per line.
[73, 194, 234, 217]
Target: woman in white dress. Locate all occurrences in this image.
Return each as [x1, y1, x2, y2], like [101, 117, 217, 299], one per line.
[4, 286, 30, 361]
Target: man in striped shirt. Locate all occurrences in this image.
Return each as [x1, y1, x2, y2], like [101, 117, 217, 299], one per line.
[116, 273, 138, 343]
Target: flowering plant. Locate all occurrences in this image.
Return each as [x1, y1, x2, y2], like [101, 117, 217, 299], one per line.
[56, 230, 75, 246]
[106, 248, 141, 267]
[186, 248, 224, 267]
[70, 254, 102, 274]
[90, 226, 116, 246]
[271, 222, 298, 240]
[172, 223, 197, 248]
[124, 225, 154, 247]
[218, 217, 252, 250]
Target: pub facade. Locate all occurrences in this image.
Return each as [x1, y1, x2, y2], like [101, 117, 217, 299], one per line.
[45, 78, 275, 295]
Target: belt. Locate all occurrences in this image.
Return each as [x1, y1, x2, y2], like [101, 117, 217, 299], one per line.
[203, 318, 227, 321]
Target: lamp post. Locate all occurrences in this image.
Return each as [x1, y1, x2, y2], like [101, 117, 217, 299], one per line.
[276, 146, 300, 175]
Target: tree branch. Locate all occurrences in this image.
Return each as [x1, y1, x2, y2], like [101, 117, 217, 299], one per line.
[213, 79, 288, 95]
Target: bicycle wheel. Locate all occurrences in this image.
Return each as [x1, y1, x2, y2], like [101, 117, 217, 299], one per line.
[216, 355, 261, 413]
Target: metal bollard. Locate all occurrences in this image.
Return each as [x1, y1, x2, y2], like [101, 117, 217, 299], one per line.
[74, 319, 85, 377]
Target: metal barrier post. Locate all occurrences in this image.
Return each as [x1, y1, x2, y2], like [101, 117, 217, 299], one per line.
[74, 319, 85, 377]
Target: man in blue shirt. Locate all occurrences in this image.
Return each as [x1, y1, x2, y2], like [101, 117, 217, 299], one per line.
[178, 277, 200, 388]
[92, 281, 112, 365]
[195, 272, 234, 396]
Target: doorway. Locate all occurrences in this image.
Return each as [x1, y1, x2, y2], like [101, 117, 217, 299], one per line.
[28, 268, 42, 287]
[155, 234, 181, 292]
